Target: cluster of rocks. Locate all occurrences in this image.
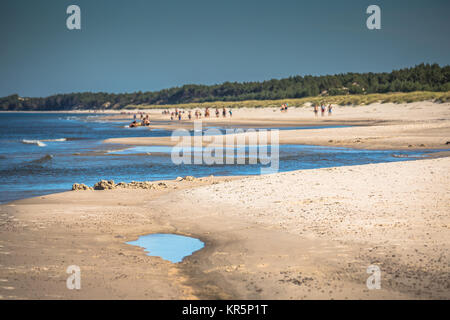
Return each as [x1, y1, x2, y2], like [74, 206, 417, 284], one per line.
[72, 183, 93, 191]
[72, 175, 213, 191]
[175, 176, 197, 182]
[93, 180, 169, 190]
[72, 180, 169, 191]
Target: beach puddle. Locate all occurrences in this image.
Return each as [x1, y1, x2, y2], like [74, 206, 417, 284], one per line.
[126, 233, 204, 263]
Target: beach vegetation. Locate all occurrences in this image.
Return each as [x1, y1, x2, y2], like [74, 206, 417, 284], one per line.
[1, 63, 449, 110]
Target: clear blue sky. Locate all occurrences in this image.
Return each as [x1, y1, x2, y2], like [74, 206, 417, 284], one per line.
[1, 0, 449, 97]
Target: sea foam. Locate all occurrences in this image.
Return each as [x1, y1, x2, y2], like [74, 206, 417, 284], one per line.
[22, 139, 47, 147]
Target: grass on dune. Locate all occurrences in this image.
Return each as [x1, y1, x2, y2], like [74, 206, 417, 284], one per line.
[125, 91, 450, 110]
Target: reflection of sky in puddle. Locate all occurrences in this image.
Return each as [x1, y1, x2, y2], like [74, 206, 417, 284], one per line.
[126, 233, 204, 263]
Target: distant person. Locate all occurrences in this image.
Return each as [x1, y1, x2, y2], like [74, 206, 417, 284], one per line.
[178, 113, 182, 121]
[188, 111, 192, 120]
[229, 109, 232, 117]
[215, 108, 220, 118]
[328, 104, 332, 116]
[222, 108, 226, 118]
[321, 104, 325, 116]
[314, 105, 318, 117]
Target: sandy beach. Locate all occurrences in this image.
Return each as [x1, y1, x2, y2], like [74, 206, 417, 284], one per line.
[0, 102, 449, 300]
[105, 102, 450, 150]
[0, 158, 448, 299]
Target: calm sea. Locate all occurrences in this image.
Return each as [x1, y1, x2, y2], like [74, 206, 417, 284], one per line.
[0, 112, 440, 203]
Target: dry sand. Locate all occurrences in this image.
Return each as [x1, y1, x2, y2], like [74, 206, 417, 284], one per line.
[0, 158, 448, 299]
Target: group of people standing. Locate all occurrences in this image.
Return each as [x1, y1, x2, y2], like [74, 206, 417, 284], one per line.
[167, 107, 232, 121]
[314, 104, 333, 117]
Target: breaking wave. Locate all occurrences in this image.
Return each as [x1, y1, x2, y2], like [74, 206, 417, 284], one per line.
[22, 139, 47, 147]
[21, 138, 67, 146]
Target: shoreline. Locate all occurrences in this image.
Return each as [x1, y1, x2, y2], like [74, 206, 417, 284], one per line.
[101, 102, 450, 151]
[1, 101, 449, 299]
[105, 122, 450, 151]
[0, 158, 448, 299]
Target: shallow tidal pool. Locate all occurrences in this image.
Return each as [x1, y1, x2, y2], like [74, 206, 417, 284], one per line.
[126, 233, 205, 263]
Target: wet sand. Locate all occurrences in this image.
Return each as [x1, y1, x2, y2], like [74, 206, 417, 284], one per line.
[0, 158, 449, 300]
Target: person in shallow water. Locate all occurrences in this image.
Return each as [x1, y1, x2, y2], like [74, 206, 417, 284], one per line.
[142, 114, 150, 126]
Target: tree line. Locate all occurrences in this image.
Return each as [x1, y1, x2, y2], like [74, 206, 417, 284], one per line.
[1, 63, 449, 111]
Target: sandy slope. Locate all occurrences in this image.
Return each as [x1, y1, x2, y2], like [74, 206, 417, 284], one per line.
[0, 158, 448, 299]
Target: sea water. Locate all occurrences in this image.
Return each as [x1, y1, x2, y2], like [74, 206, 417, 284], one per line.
[0, 112, 445, 203]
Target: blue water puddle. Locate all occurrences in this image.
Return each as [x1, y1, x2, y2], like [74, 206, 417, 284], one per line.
[126, 233, 205, 263]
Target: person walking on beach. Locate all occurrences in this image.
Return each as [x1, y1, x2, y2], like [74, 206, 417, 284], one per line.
[222, 108, 226, 118]
[328, 104, 332, 116]
[321, 104, 325, 117]
[314, 105, 318, 117]
[188, 111, 192, 120]
[229, 109, 232, 117]
[215, 108, 220, 118]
